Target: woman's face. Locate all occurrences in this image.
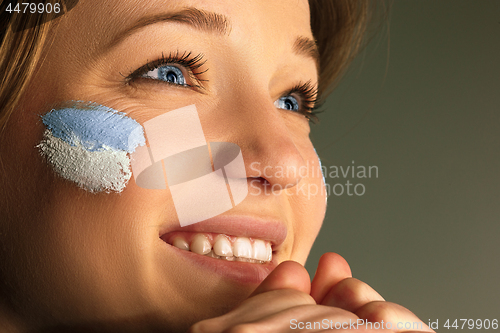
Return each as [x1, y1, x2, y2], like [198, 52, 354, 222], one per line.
[0, 0, 325, 330]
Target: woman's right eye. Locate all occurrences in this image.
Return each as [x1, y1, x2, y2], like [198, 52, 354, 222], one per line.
[126, 52, 207, 90]
[141, 65, 187, 86]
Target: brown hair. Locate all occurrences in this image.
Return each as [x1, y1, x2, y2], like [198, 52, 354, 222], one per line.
[310, 0, 371, 98]
[0, 0, 371, 132]
[0, 0, 62, 132]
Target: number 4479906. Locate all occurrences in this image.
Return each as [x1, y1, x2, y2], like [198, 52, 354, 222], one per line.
[443, 319, 498, 330]
[5, 2, 61, 14]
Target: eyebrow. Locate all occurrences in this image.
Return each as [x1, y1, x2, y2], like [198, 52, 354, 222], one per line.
[106, 8, 231, 50]
[293, 36, 320, 70]
[106, 8, 319, 70]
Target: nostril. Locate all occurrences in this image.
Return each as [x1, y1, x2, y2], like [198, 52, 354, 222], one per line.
[248, 177, 280, 195]
[252, 177, 270, 186]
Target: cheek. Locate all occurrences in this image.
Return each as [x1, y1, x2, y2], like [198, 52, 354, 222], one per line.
[300, 136, 327, 217]
[303, 152, 327, 231]
[38, 101, 146, 193]
[287, 141, 327, 263]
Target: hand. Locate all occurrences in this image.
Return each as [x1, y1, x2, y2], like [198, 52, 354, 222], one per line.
[189, 253, 434, 332]
[311, 253, 434, 333]
[189, 260, 360, 333]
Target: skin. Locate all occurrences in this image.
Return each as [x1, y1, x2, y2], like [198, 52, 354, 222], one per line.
[0, 0, 433, 332]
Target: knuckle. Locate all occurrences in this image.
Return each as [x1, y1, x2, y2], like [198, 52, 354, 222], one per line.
[357, 300, 396, 322]
[330, 278, 384, 307]
[335, 278, 365, 299]
[223, 324, 259, 333]
[279, 288, 316, 305]
[323, 278, 370, 310]
[189, 319, 221, 333]
[335, 278, 371, 301]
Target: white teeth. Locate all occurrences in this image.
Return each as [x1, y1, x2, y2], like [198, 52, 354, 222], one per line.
[233, 237, 252, 259]
[170, 233, 272, 263]
[190, 234, 211, 255]
[252, 239, 268, 261]
[266, 242, 272, 261]
[213, 235, 233, 257]
[173, 237, 189, 251]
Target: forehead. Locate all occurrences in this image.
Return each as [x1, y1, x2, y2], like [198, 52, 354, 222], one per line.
[57, 0, 313, 57]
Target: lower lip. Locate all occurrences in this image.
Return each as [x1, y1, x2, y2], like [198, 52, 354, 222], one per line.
[161, 240, 277, 285]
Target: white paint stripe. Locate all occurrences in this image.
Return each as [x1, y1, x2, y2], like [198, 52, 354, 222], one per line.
[38, 130, 132, 193]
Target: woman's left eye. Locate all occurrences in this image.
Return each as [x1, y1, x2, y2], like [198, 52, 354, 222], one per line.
[273, 81, 320, 122]
[274, 95, 300, 111]
[142, 65, 187, 86]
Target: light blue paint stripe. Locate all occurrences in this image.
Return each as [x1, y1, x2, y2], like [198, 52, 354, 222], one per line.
[42, 102, 145, 153]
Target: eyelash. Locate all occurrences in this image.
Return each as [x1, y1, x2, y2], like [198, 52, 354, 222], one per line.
[126, 51, 321, 122]
[284, 81, 321, 123]
[126, 50, 207, 89]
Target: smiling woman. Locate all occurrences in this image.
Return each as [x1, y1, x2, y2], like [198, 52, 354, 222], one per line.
[0, 0, 432, 332]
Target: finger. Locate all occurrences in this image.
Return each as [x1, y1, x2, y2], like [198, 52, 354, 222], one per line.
[193, 262, 313, 333]
[321, 277, 385, 311]
[310, 252, 352, 304]
[356, 301, 434, 332]
[190, 289, 316, 333]
[222, 304, 360, 333]
[251, 260, 311, 296]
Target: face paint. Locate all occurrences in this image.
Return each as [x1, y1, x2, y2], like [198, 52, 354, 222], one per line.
[38, 102, 145, 193]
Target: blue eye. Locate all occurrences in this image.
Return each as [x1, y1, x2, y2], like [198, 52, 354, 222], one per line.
[274, 95, 300, 111]
[143, 65, 186, 85]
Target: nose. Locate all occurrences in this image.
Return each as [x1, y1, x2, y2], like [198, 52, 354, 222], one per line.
[244, 133, 306, 190]
[231, 98, 307, 192]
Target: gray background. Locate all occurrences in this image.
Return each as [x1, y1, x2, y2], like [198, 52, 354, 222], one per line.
[305, 1, 500, 331]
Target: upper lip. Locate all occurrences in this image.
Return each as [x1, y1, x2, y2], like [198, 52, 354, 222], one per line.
[159, 214, 287, 249]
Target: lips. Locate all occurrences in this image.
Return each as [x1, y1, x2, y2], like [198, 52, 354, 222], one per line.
[159, 215, 288, 284]
[159, 215, 287, 248]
